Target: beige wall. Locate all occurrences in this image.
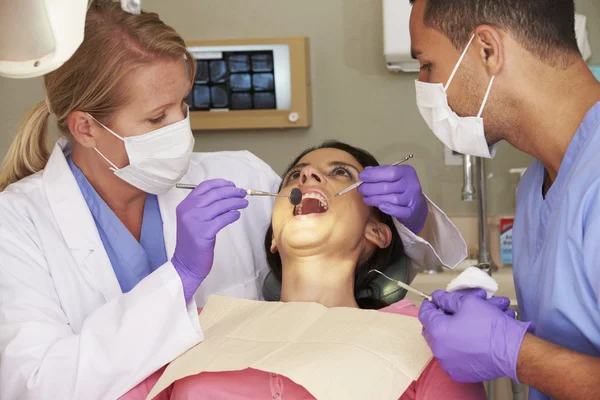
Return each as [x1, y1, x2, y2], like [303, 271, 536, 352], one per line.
[1, 0, 599, 217]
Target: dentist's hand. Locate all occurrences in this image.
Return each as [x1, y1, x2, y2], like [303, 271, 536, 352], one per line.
[172, 179, 248, 303]
[418, 289, 534, 383]
[358, 165, 428, 233]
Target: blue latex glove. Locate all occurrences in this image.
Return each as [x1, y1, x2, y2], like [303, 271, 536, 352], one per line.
[418, 289, 534, 383]
[171, 179, 248, 303]
[358, 165, 428, 233]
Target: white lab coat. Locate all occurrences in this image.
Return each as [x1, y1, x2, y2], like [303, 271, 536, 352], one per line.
[0, 138, 465, 400]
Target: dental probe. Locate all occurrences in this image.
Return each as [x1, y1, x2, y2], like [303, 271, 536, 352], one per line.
[333, 154, 414, 198]
[369, 269, 432, 302]
[175, 184, 303, 206]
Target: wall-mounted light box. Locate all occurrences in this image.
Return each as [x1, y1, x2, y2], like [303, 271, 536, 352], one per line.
[185, 37, 311, 131]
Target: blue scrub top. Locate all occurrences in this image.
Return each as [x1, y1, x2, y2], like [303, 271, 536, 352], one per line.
[513, 102, 600, 400]
[67, 156, 168, 293]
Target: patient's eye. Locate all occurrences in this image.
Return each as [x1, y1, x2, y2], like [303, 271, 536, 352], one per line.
[284, 168, 301, 185]
[330, 167, 352, 178]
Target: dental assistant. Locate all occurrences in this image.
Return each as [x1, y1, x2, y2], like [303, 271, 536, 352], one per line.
[409, 0, 600, 399]
[0, 2, 465, 400]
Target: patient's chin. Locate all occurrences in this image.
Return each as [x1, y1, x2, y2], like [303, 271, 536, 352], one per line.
[282, 229, 328, 251]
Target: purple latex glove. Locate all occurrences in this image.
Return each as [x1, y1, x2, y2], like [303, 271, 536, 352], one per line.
[358, 165, 428, 234]
[172, 179, 248, 303]
[418, 289, 534, 383]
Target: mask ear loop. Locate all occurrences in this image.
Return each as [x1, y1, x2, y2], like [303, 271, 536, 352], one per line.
[444, 34, 476, 91]
[477, 75, 496, 118]
[87, 113, 125, 172]
[93, 148, 120, 172]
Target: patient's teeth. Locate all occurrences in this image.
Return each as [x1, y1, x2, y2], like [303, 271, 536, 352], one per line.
[293, 190, 330, 216]
[303, 192, 328, 206]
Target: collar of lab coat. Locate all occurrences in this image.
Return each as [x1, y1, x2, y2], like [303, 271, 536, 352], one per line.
[43, 138, 103, 251]
[43, 138, 123, 300]
[43, 137, 182, 254]
[42, 138, 186, 301]
[42, 138, 182, 302]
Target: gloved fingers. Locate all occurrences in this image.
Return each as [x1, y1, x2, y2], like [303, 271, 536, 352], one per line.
[198, 198, 249, 221]
[504, 309, 517, 319]
[418, 298, 438, 314]
[488, 296, 511, 311]
[431, 289, 487, 314]
[418, 298, 449, 329]
[193, 186, 247, 208]
[358, 165, 415, 183]
[358, 181, 406, 198]
[201, 211, 242, 239]
[452, 288, 488, 298]
[189, 179, 235, 197]
[363, 193, 406, 208]
[377, 203, 412, 221]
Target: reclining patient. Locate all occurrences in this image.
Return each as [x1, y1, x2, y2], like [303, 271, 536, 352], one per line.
[122, 141, 485, 400]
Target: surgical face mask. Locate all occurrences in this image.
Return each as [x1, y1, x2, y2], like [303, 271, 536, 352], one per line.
[415, 34, 499, 158]
[89, 107, 195, 195]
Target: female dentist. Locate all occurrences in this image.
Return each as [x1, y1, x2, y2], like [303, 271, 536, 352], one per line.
[0, 2, 465, 399]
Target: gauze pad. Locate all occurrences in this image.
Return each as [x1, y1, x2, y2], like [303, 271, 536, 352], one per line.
[446, 266, 499, 299]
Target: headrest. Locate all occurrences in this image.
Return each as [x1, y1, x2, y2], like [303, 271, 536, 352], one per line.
[262, 252, 409, 306]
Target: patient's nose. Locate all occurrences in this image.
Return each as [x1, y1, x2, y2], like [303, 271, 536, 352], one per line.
[300, 166, 323, 185]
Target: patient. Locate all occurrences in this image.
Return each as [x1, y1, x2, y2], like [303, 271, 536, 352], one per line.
[122, 141, 486, 400]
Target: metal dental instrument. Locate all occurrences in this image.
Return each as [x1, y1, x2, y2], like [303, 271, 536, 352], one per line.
[369, 269, 432, 302]
[245, 188, 303, 206]
[333, 154, 414, 198]
[175, 184, 303, 206]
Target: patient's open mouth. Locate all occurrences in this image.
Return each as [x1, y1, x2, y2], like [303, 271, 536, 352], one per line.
[293, 190, 329, 216]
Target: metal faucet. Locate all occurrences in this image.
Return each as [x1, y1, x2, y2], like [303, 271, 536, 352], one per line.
[462, 154, 475, 201]
[462, 154, 497, 275]
[475, 156, 496, 273]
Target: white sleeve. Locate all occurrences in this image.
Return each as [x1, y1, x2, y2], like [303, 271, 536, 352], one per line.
[394, 195, 467, 283]
[0, 212, 203, 400]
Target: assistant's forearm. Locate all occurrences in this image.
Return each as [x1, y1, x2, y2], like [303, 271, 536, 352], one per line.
[517, 333, 600, 399]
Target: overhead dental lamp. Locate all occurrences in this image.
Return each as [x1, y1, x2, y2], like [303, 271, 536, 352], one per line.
[0, 0, 141, 79]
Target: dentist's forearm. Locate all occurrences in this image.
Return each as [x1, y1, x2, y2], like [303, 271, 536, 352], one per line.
[517, 333, 600, 399]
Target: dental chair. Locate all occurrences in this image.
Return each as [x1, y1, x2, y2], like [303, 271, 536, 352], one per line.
[262, 252, 410, 305]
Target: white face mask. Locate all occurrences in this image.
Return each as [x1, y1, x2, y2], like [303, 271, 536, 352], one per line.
[415, 34, 499, 159]
[88, 107, 195, 195]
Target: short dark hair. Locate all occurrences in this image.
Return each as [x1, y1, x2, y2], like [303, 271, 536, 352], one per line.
[263, 140, 405, 310]
[410, 0, 580, 65]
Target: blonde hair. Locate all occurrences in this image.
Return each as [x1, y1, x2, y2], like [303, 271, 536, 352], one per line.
[0, 0, 195, 191]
